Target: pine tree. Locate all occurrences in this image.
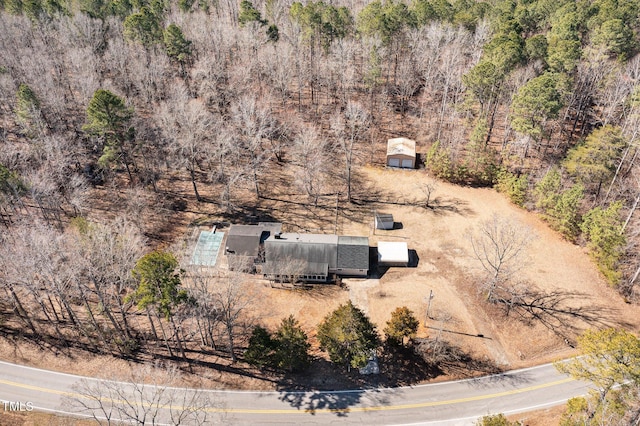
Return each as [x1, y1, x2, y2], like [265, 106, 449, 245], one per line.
[564, 125, 627, 196]
[384, 306, 419, 347]
[244, 325, 276, 368]
[15, 83, 43, 135]
[580, 201, 626, 285]
[83, 89, 135, 181]
[163, 24, 192, 64]
[556, 329, 640, 425]
[274, 315, 310, 372]
[317, 301, 379, 369]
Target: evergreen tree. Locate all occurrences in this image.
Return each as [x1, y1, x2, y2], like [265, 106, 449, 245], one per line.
[130, 251, 190, 358]
[0, 164, 27, 197]
[238, 0, 265, 26]
[163, 23, 192, 65]
[476, 413, 521, 426]
[495, 169, 528, 207]
[244, 325, 276, 368]
[274, 315, 310, 372]
[548, 183, 584, 240]
[15, 83, 42, 135]
[534, 168, 584, 239]
[556, 328, 640, 425]
[510, 72, 564, 151]
[291, 1, 353, 50]
[317, 301, 380, 369]
[463, 60, 505, 118]
[546, 2, 584, 73]
[581, 201, 626, 285]
[130, 251, 188, 321]
[83, 89, 135, 180]
[357, 0, 415, 45]
[266, 24, 279, 42]
[564, 125, 627, 195]
[384, 306, 419, 347]
[123, 6, 163, 46]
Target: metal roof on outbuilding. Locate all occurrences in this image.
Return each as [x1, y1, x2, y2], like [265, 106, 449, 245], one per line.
[377, 241, 409, 265]
[387, 138, 416, 158]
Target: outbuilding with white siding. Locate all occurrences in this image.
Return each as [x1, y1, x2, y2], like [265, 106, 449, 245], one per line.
[387, 137, 416, 169]
[377, 241, 409, 267]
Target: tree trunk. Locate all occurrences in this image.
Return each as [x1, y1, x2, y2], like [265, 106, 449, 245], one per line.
[603, 144, 631, 202]
[622, 190, 640, 233]
[170, 316, 187, 360]
[6, 284, 37, 334]
[155, 312, 174, 358]
[94, 280, 130, 345]
[226, 322, 236, 362]
[146, 308, 158, 340]
[190, 168, 201, 201]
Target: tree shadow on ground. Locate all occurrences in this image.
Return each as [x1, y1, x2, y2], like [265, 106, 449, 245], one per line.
[276, 358, 401, 416]
[414, 338, 502, 380]
[351, 173, 476, 217]
[351, 194, 475, 217]
[378, 342, 443, 386]
[426, 196, 476, 217]
[493, 288, 634, 344]
[0, 327, 78, 359]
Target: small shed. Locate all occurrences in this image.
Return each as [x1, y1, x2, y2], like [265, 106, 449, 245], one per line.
[374, 212, 394, 230]
[377, 241, 409, 267]
[387, 138, 416, 169]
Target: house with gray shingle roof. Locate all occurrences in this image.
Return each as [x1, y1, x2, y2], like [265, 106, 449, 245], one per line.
[262, 233, 369, 282]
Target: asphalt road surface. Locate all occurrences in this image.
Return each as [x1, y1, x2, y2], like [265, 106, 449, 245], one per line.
[0, 360, 590, 425]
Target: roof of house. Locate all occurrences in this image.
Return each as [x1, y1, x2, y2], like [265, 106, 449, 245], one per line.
[377, 241, 409, 263]
[266, 233, 339, 244]
[265, 239, 337, 270]
[228, 225, 264, 237]
[226, 223, 282, 257]
[265, 233, 370, 273]
[258, 222, 282, 236]
[387, 138, 416, 158]
[337, 236, 369, 270]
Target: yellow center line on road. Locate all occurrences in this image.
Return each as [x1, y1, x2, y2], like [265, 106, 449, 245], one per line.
[0, 377, 575, 415]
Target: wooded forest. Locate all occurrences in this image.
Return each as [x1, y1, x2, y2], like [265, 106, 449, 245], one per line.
[0, 0, 639, 377]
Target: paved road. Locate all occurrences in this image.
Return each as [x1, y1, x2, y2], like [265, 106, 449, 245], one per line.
[0, 360, 589, 425]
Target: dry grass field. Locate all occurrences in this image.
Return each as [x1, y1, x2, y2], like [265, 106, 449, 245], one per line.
[249, 164, 639, 371]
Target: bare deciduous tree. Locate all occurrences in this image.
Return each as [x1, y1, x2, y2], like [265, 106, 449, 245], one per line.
[418, 178, 438, 209]
[231, 95, 277, 199]
[65, 364, 222, 425]
[291, 125, 328, 205]
[157, 84, 215, 202]
[467, 215, 535, 301]
[331, 101, 370, 203]
[213, 272, 254, 362]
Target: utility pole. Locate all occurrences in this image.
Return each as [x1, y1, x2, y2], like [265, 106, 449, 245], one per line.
[334, 192, 340, 234]
[425, 289, 434, 326]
